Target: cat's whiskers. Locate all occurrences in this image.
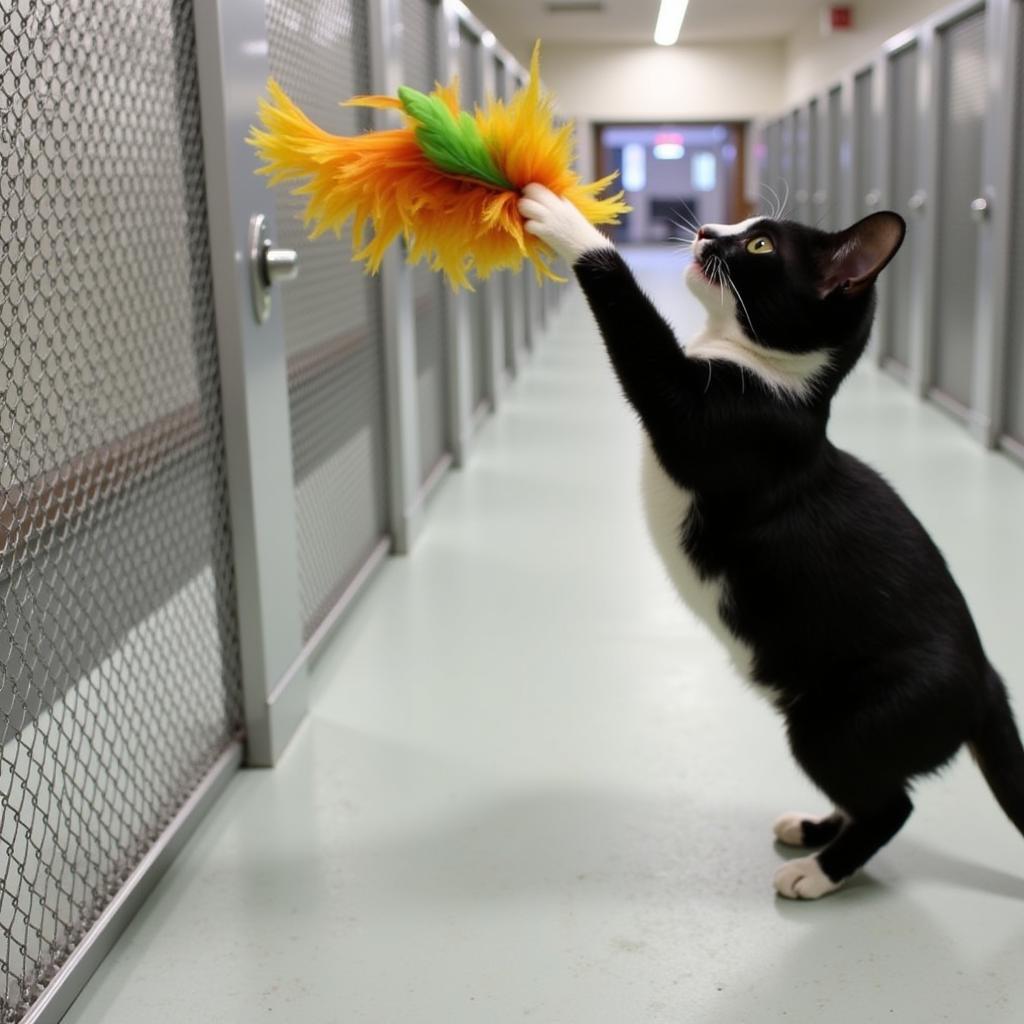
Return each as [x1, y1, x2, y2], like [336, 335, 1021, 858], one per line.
[759, 182, 783, 221]
[721, 261, 760, 342]
[777, 178, 792, 220]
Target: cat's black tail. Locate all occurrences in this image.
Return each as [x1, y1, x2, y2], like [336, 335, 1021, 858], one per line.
[971, 666, 1024, 838]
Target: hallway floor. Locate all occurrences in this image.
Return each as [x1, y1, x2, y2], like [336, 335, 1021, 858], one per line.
[65, 249, 1024, 1023]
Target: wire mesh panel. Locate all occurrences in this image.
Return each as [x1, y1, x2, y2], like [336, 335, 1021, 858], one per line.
[853, 68, 876, 220]
[457, 24, 490, 413]
[266, 0, 390, 638]
[0, 0, 242, 1017]
[1005, 8, 1024, 451]
[884, 43, 920, 370]
[402, 0, 451, 483]
[931, 7, 987, 413]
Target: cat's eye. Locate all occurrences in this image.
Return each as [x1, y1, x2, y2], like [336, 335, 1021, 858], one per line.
[746, 236, 775, 254]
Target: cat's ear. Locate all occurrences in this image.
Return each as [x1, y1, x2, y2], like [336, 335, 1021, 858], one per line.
[818, 212, 906, 298]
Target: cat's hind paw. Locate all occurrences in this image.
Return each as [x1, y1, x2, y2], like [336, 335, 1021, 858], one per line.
[773, 856, 843, 900]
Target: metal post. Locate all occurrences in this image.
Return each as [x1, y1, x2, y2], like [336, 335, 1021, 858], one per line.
[971, 0, 1018, 446]
[193, 0, 307, 766]
[439, 0, 473, 466]
[370, 0, 423, 551]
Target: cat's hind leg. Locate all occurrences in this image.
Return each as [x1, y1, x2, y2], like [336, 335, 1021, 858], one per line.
[772, 810, 847, 848]
[773, 793, 913, 900]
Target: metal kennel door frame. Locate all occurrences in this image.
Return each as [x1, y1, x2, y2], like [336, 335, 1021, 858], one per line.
[192, 0, 308, 768]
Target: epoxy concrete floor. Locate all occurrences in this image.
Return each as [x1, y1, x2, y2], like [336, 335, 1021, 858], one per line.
[65, 248, 1024, 1023]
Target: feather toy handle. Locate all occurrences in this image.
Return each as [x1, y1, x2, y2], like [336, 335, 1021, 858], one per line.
[248, 43, 630, 290]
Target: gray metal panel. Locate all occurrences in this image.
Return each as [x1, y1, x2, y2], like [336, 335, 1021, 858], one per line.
[825, 86, 843, 229]
[457, 23, 490, 413]
[779, 112, 796, 214]
[806, 98, 820, 225]
[795, 106, 810, 221]
[402, 0, 451, 481]
[853, 68, 877, 219]
[266, 0, 391, 639]
[1004, 2, 1024, 446]
[885, 43, 920, 369]
[932, 7, 987, 413]
[0, 0, 242, 1015]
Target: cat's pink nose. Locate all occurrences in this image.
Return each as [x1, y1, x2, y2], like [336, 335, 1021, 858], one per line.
[697, 225, 717, 240]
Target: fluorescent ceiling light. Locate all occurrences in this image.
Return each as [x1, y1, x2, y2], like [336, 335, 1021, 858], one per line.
[653, 143, 684, 160]
[654, 0, 689, 46]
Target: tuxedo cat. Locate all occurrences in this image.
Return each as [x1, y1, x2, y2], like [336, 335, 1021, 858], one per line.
[518, 183, 1024, 900]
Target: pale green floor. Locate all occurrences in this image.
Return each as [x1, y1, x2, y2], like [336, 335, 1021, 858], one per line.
[65, 249, 1024, 1023]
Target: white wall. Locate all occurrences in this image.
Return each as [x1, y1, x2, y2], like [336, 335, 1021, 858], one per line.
[783, 0, 954, 104]
[543, 42, 786, 186]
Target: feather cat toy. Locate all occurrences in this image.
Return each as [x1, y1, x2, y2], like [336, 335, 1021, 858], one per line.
[248, 44, 629, 290]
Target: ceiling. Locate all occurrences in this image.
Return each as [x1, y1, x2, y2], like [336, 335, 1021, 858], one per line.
[465, 0, 824, 52]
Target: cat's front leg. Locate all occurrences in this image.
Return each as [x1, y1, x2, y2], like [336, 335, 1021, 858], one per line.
[518, 185, 708, 447]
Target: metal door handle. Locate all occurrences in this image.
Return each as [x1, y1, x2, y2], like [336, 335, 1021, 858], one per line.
[907, 190, 927, 214]
[970, 196, 990, 222]
[864, 189, 881, 209]
[249, 213, 299, 323]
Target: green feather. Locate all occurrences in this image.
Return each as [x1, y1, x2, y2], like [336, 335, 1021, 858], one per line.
[398, 86, 512, 190]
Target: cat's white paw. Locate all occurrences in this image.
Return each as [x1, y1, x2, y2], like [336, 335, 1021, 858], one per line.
[518, 183, 613, 264]
[773, 811, 816, 847]
[773, 856, 843, 900]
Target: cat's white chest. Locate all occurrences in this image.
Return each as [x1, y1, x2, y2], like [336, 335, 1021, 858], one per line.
[640, 441, 755, 679]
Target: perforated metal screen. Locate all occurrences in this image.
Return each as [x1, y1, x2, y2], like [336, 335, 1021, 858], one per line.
[403, 0, 451, 483]
[0, 0, 242, 1017]
[266, 0, 390, 639]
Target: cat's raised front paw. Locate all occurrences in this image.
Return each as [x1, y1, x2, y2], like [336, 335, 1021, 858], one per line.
[518, 183, 613, 264]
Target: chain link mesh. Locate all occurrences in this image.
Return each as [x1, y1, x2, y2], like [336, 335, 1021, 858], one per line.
[266, 0, 390, 640]
[0, 0, 242, 1018]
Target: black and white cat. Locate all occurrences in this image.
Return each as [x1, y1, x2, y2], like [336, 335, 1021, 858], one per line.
[518, 183, 1024, 900]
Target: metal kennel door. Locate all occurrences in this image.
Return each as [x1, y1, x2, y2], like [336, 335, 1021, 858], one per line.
[824, 86, 843, 229]
[805, 98, 820, 225]
[931, 5, 987, 415]
[0, 0, 242, 1017]
[853, 68, 878, 221]
[457, 23, 490, 416]
[884, 42, 921, 372]
[402, 0, 452, 485]
[1003, 3, 1024, 454]
[265, 0, 391, 640]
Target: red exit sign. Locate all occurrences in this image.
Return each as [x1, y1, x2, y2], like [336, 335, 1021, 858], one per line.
[821, 5, 854, 33]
